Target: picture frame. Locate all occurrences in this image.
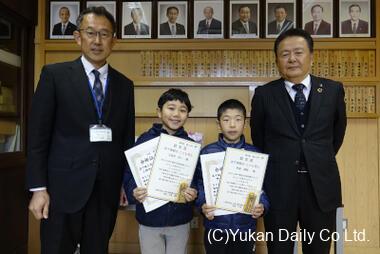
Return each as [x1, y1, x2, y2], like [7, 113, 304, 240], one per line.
[86, 1, 117, 20]
[122, 1, 152, 39]
[230, 0, 259, 39]
[339, 0, 371, 37]
[302, 0, 333, 38]
[265, 0, 296, 38]
[49, 1, 80, 39]
[158, 1, 188, 39]
[194, 0, 224, 39]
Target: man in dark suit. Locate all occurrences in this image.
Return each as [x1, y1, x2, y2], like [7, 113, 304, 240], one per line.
[52, 6, 77, 36]
[159, 6, 186, 35]
[27, 6, 135, 254]
[267, 5, 293, 35]
[251, 28, 346, 254]
[231, 5, 257, 35]
[197, 6, 222, 34]
[304, 4, 331, 35]
[341, 4, 369, 34]
[124, 7, 150, 35]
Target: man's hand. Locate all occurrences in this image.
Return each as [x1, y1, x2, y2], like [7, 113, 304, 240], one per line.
[29, 190, 50, 220]
[184, 187, 197, 202]
[120, 187, 128, 207]
[252, 203, 264, 219]
[133, 187, 147, 203]
[202, 203, 216, 220]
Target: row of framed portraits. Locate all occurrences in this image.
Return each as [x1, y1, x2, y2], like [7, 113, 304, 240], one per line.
[48, 0, 375, 40]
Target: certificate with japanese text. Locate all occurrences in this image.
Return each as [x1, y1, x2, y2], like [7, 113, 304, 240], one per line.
[200, 152, 235, 216]
[215, 147, 268, 214]
[147, 133, 201, 203]
[124, 137, 168, 213]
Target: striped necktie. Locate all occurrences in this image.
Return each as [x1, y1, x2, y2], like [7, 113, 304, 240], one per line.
[92, 69, 104, 108]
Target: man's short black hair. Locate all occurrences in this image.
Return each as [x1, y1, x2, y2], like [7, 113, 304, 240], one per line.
[158, 88, 192, 113]
[238, 5, 251, 12]
[274, 5, 287, 13]
[274, 28, 314, 57]
[166, 6, 179, 15]
[311, 4, 323, 13]
[349, 4, 361, 12]
[217, 99, 246, 120]
[59, 6, 70, 14]
[76, 6, 116, 34]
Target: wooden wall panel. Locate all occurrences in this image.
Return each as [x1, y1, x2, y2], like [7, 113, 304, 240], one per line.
[337, 119, 379, 248]
[135, 86, 250, 117]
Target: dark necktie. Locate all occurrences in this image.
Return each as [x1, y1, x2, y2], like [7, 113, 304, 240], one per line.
[62, 24, 66, 35]
[292, 84, 306, 111]
[276, 23, 281, 33]
[92, 69, 104, 108]
[353, 23, 357, 33]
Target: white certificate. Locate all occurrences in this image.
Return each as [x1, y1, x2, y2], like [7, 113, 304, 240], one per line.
[124, 137, 168, 213]
[215, 147, 268, 214]
[200, 152, 236, 216]
[147, 133, 201, 203]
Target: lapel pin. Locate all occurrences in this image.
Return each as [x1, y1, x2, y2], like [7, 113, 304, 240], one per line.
[317, 83, 323, 93]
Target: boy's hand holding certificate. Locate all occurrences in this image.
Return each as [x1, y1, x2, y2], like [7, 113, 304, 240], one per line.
[124, 137, 168, 213]
[147, 134, 201, 203]
[215, 148, 268, 214]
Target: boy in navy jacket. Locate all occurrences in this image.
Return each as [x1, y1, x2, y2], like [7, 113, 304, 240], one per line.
[196, 99, 270, 254]
[124, 89, 198, 254]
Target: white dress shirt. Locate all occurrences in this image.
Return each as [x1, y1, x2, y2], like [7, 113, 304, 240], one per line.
[284, 75, 312, 102]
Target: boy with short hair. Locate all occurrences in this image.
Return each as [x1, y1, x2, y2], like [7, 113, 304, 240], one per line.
[123, 88, 198, 254]
[196, 99, 270, 254]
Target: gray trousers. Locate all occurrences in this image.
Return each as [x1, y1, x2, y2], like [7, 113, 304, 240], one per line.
[139, 223, 190, 254]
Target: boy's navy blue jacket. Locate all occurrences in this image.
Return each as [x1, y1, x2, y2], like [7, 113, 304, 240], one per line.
[123, 123, 197, 227]
[195, 134, 270, 232]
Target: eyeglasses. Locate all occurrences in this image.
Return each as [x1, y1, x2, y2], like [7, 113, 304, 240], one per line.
[79, 28, 113, 39]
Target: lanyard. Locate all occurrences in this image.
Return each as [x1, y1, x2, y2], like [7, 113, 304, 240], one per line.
[88, 77, 109, 124]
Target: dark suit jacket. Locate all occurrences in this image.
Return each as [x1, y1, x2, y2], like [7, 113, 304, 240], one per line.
[124, 22, 150, 35]
[52, 21, 77, 36]
[160, 22, 186, 35]
[197, 18, 222, 34]
[231, 20, 257, 35]
[304, 20, 331, 35]
[341, 19, 368, 34]
[27, 58, 135, 213]
[250, 76, 347, 212]
[267, 19, 293, 35]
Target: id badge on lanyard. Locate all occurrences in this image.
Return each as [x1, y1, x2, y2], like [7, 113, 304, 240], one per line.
[90, 124, 112, 142]
[88, 76, 112, 142]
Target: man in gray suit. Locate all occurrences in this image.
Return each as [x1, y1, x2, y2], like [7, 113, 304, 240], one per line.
[124, 8, 150, 35]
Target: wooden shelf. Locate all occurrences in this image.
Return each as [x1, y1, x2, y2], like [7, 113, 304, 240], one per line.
[41, 38, 377, 51]
[132, 78, 380, 86]
[347, 113, 379, 118]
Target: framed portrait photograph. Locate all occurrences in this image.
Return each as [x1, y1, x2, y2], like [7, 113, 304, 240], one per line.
[158, 1, 188, 39]
[230, 0, 259, 39]
[303, 0, 333, 38]
[0, 18, 11, 39]
[122, 2, 152, 39]
[194, 0, 224, 39]
[339, 0, 371, 37]
[50, 1, 80, 39]
[86, 1, 117, 20]
[265, 0, 295, 38]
